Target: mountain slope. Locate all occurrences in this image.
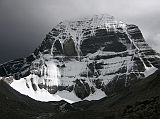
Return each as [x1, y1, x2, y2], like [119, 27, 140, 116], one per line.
[0, 14, 160, 103]
[54, 70, 160, 119]
[1, 68, 160, 119]
[0, 80, 76, 119]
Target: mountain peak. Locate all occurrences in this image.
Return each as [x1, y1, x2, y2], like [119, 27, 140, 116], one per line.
[54, 13, 122, 32]
[1, 14, 160, 103]
[65, 13, 115, 23]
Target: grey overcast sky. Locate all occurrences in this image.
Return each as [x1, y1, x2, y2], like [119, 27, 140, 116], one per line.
[0, 0, 160, 64]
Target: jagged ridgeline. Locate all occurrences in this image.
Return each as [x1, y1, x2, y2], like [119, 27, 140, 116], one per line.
[0, 14, 160, 103]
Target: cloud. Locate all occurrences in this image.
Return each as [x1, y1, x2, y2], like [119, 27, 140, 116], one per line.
[148, 33, 160, 53]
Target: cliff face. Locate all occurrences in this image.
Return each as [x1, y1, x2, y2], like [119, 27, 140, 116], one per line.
[0, 14, 160, 102]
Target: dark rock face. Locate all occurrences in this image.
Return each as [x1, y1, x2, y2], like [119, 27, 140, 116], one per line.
[0, 57, 32, 79]
[53, 40, 63, 55]
[38, 35, 55, 54]
[0, 14, 160, 102]
[63, 38, 78, 56]
[81, 30, 128, 55]
[74, 79, 91, 99]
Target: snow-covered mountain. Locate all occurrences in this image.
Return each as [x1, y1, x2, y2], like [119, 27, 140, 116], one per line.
[0, 14, 160, 103]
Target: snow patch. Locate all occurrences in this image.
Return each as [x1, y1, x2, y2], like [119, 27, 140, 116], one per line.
[10, 78, 73, 103]
[144, 66, 157, 77]
[84, 89, 106, 101]
[56, 90, 81, 102]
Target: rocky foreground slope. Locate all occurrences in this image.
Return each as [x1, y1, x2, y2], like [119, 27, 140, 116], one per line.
[55, 69, 160, 119]
[1, 69, 160, 119]
[0, 14, 160, 102]
[0, 80, 75, 119]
